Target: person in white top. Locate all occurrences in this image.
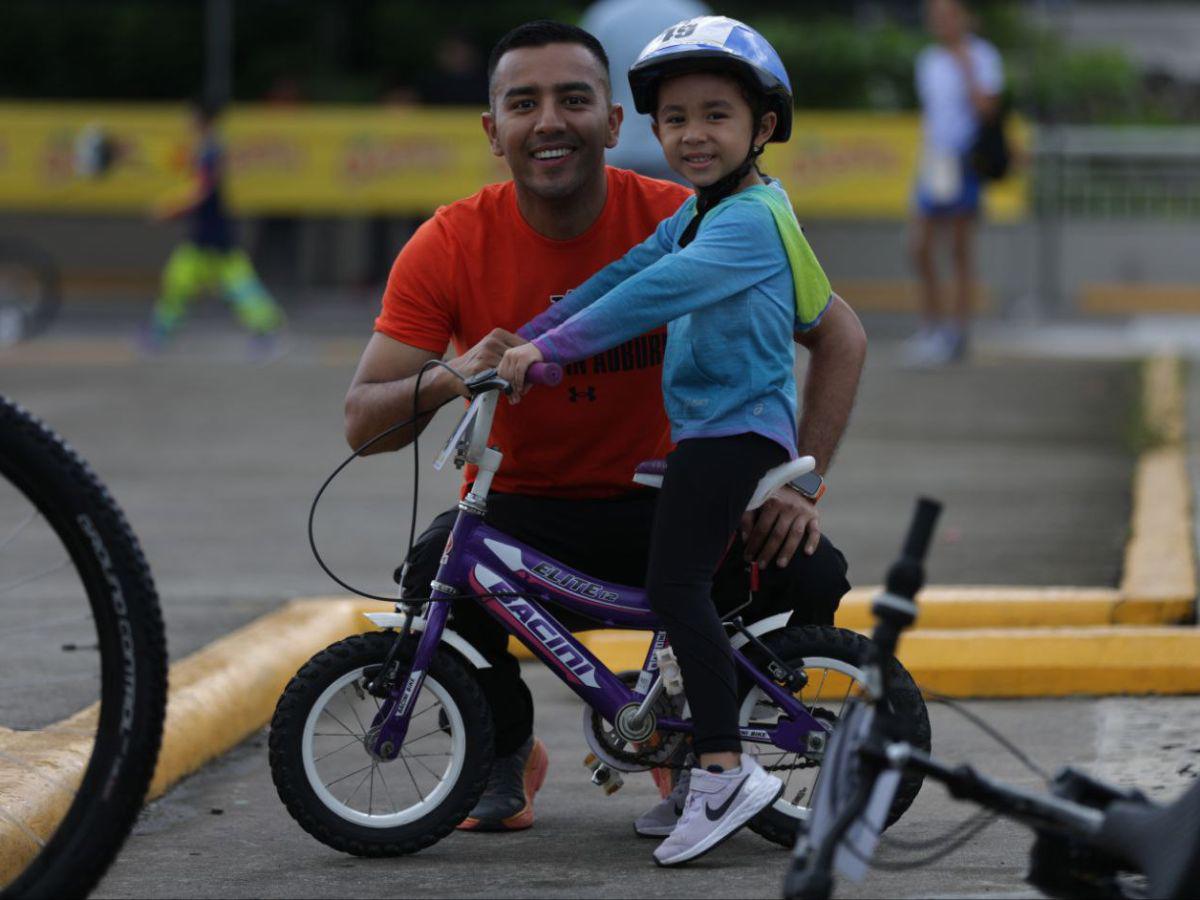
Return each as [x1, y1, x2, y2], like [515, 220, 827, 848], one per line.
[905, 0, 1003, 366]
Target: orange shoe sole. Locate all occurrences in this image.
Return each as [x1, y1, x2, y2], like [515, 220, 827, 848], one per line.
[457, 738, 549, 832]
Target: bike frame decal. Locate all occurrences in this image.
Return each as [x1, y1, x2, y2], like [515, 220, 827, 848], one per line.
[372, 506, 829, 751]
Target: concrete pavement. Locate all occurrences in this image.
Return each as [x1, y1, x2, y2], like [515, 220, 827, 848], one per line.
[5, 302, 1198, 897]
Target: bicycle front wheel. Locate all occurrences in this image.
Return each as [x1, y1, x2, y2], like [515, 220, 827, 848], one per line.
[0, 396, 167, 899]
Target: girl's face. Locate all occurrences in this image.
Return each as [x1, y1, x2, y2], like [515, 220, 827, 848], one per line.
[652, 72, 776, 189]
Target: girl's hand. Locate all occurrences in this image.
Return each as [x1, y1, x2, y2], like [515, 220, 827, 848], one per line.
[497, 343, 544, 402]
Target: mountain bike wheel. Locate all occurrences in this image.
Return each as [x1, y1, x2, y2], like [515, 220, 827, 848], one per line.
[738, 625, 931, 847]
[0, 396, 167, 899]
[269, 631, 494, 857]
[0, 242, 60, 347]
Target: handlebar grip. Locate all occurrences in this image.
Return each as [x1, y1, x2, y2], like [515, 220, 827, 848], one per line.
[527, 362, 563, 387]
[901, 497, 942, 563]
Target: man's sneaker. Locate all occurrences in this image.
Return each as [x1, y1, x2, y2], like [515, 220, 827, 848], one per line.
[651, 754, 784, 867]
[635, 762, 691, 837]
[457, 736, 548, 832]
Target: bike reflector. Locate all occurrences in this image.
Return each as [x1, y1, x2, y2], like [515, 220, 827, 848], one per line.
[801, 701, 901, 882]
[434, 395, 482, 471]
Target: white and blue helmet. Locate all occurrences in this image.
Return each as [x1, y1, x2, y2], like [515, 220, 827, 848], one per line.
[628, 16, 793, 143]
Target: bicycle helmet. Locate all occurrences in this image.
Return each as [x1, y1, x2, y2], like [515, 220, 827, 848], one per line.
[628, 16, 794, 246]
[628, 16, 793, 143]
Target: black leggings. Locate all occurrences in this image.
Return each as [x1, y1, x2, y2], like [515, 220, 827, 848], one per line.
[400, 448, 848, 757]
[647, 433, 788, 756]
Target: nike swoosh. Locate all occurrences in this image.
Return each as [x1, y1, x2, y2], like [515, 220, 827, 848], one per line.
[705, 775, 751, 821]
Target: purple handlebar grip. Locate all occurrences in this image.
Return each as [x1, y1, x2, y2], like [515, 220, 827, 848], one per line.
[527, 362, 563, 387]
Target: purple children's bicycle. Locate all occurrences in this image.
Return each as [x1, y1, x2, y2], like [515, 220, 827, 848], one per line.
[268, 363, 931, 857]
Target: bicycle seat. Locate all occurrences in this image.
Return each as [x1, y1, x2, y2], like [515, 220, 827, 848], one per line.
[632, 455, 817, 512]
[1095, 778, 1200, 899]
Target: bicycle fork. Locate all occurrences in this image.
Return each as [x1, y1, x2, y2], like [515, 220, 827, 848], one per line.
[366, 595, 452, 760]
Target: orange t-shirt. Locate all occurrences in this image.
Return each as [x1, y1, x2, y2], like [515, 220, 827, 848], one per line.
[375, 167, 692, 499]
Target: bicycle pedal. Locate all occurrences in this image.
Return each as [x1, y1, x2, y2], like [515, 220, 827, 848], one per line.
[582, 753, 624, 794]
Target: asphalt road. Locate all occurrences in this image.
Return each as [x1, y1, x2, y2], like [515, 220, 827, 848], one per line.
[92, 665, 1200, 899]
[1, 307, 1167, 898]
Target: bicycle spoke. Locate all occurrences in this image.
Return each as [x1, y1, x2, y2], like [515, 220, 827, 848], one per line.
[401, 749, 443, 780]
[324, 761, 374, 789]
[314, 737, 362, 763]
[368, 765, 375, 815]
[409, 701, 438, 722]
[0, 559, 70, 598]
[396, 750, 452, 759]
[345, 695, 370, 737]
[375, 762, 399, 812]
[0, 508, 39, 554]
[398, 752, 426, 802]
[811, 668, 829, 706]
[319, 708, 361, 739]
[343, 766, 373, 808]
[401, 726, 445, 747]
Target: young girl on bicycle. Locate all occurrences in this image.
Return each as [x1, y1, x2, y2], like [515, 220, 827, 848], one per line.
[498, 16, 834, 867]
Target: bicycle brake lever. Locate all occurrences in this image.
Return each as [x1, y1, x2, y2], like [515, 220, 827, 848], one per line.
[464, 367, 511, 395]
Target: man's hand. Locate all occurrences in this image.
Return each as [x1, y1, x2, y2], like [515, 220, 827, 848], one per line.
[741, 487, 821, 569]
[445, 328, 526, 397]
[497, 342, 544, 401]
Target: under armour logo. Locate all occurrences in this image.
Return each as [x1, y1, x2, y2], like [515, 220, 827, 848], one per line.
[568, 386, 597, 403]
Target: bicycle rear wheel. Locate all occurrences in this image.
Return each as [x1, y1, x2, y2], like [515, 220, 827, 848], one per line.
[0, 241, 59, 347]
[0, 396, 167, 899]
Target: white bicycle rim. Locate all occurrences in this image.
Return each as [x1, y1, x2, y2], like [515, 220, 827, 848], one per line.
[739, 655, 868, 821]
[301, 666, 466, 829]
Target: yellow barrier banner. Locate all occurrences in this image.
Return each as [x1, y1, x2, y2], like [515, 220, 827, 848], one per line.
[0, 103, 1027, 220]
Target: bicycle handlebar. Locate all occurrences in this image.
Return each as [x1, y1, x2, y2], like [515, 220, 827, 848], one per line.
[902, 497, 942, 566]
[526, 362, 563, 387]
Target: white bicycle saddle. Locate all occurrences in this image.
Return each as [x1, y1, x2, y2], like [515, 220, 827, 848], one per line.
[632, 455, 817, 512]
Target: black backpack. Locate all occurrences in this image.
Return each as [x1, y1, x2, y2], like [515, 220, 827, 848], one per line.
[970, 94, 1011, 181]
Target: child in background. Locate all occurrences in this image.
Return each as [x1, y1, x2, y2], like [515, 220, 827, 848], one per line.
[498, 16, 834, 867]
[142, 99, 285, 357]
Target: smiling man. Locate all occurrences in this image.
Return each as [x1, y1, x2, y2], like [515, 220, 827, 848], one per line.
[344, 19, 863, 836]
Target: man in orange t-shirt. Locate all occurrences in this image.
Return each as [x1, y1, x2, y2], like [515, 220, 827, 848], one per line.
[346, 21, 865, 833]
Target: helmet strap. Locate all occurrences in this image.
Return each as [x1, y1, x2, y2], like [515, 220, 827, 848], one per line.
[678, 138, 764, 248]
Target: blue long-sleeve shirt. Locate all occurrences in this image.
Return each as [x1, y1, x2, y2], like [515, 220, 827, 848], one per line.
[523, 182, 831, 457]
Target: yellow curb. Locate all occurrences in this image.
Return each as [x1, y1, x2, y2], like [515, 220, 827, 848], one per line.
[1120, 356, 1196, 604]
[147, 599, 366, 798]
[0, 598, 367, 884]
[896, 626, 1200, 697]
[1080, 283, 1200, 316]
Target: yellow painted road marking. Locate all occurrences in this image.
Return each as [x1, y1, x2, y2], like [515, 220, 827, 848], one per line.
[1120, 355, 1196, 603]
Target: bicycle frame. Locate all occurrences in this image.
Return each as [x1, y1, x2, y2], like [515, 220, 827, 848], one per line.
[367, 382, 831, 759]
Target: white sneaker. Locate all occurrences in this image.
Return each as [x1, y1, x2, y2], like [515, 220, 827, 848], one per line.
[634, 762, 691, 837]
[651, 754, 783, 867]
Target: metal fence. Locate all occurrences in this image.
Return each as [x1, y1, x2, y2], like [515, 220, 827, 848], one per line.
[1033, 127, 1200, 220]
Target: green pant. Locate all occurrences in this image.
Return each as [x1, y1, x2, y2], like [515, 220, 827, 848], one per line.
[153, 243, 284, 335]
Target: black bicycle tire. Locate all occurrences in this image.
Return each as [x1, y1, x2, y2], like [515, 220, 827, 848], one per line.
[741, 625, 932, 848]
[268, 631, 495, 857]
[0, 242, 60, 344]
[0, 396, 167, 900]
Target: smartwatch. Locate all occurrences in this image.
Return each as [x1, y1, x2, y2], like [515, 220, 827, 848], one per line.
[787, 471, 825, 503]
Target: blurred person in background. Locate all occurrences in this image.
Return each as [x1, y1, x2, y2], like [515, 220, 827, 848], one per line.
[417, 32, 489, 106]
[903, 0, 1002, 367]
[581, 0, 710, 182]
[142, 99, 285, 356]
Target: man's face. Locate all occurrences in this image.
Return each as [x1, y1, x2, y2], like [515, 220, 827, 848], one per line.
[482, 43, 621, 200]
